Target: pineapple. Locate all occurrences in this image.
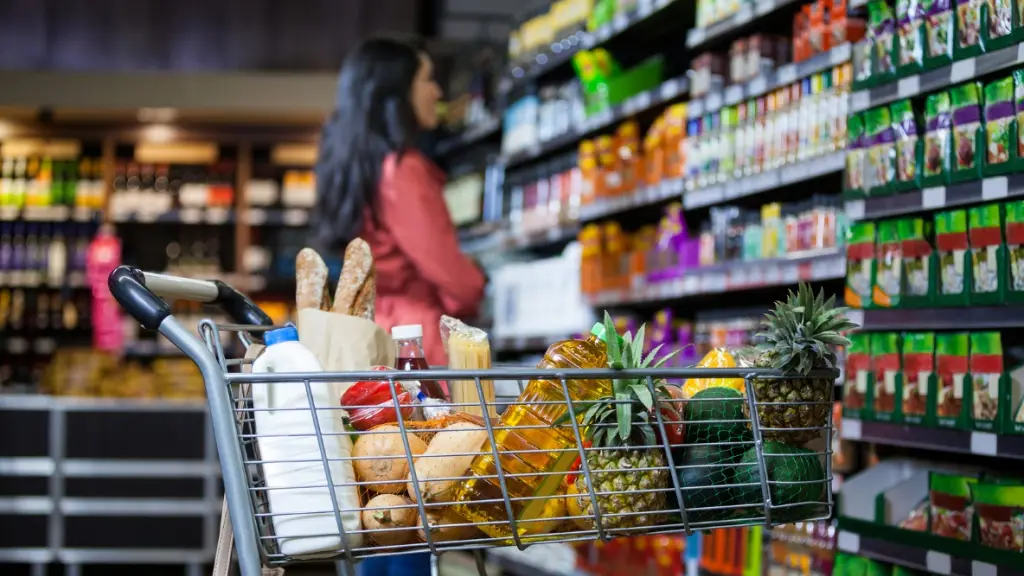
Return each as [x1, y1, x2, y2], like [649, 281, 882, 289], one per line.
[745, 283, 858, 445]
[559, 313, 675, 532]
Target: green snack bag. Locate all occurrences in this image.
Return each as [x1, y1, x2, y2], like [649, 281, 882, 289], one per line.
[1016, 70, 1024, 170]
[897, 0, 926, 74]
[874, 220, 902, 307]
[954, 0, 985, 58]
[873, 332, 902, 422]
[892, 99, 923, 190]
[923, 91, 953, 186]
[845, 113, 868, 198]
[936, 333, 970, 428]
[869, 1, 898, 81]
[923, 0, 955, 67]
[865, 107, 897, 194]
[899, 217, 935, 305]
[902, 332, 935, 425]
[854, 38, 875, 89]
[950, 82, 984, 182]
[968, 203, 1005, 304]
[846, 221, 878, 309]
[970, 332, 1004, 430]
[983, 0, 1015, 49]
[1006, 200, 1024, 302]
[929, 472, 978, 540]
[935, 209, 971, 305]
[984, 76, 1017, 174]
[970, 482, 1024, 552]
[845, 332, 873, 419]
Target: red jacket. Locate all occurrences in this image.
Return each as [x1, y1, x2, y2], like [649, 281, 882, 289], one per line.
[360, 150, 486, 366]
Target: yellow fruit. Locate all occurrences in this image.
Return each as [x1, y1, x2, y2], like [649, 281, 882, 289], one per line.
[682, 348, 746, 398]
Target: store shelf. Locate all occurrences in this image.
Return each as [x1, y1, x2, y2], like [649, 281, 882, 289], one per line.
[688, 44, 852, 119]
[847, 305, 1024, 331]
[837, 530, 1024, 576]
[840, 418, 1024, 460]
[686, 0, 801, 49]
[436, 118, 502, 157]
[845, 174, 1024, 222]
[241, 207, 311, 227]
[0, 205, 102, 223]
[503, 224, 580, 250]
[501, 74, 689, 169]
[110, 207, 234, 225]
[587, 248, 845, 307]
[850, 43, 1024, 113]
[493, 335, 566, 354]
[499, 0, 677, 94]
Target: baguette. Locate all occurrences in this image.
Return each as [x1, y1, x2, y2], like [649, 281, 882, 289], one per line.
[351, 267, 376, 320]
[295, 248, 331, 311]
[332, 238, 374, 314]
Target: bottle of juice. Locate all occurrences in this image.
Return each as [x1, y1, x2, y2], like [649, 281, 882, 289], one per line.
[392, 324, 447, 401]
[453, 323, 616, 537]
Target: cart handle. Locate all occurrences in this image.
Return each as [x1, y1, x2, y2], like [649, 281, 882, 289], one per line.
[108, 265, 272, 331]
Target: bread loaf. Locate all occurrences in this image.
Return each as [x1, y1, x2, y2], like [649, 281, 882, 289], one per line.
[295, 248, 331, 311]
[333, 238, 374, 315]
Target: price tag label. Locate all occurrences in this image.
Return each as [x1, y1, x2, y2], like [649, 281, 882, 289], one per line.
[775, 64, 797, 85]
[633, 91, 652, 111]
[922, 186, 947, 209]
[0, 206, 18, 221]
[725, 85, 744, 104]
[245, 208, 267, 226]
[798, 262, 813, 280]
[683, 275, 699, 294]
[851, 91, 870, 112]
[830, 43, 852, 65]
[781, 264, 800, 283]
[137, 211, 158, 223]
[764, 265, 782, 284]
[687, 28, 706, 47]
[845, 199, 866, 220]
[284, 209, 309, 227]
[950, 58, 976, 83]
[897, 75, 920, 97]
[846, 309, 866, 328]
[982, 176, 1009, 200]
[72, 207, 95, 222]
[689, 98, 705, 118]
[596, 25, 612, 41]
[735, 3, 753, 23]
[748, 265, 765, 286]
[970, 431, 998, 455]
[685, 186, 723, 208]
[7, 337, 28, 355]
[180, 208, 203, 224]
[748, 76, 768, 96]
[206, 208, 230, 224]
[836, 531, 860, 553]
[705, 92, 722, 111]
[972, 562, 998, 576]
[613, 13, 629, 31]
[925, 551, 951, 575]
[34, 338, 57, 355]
[660, 78, 681, 101]
[728, 267, 748, 288]
[841, 418, 863, 440]
[637, 0, 654, 18]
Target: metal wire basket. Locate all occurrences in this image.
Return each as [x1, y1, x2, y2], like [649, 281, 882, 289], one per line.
[107, 266, 836, 576]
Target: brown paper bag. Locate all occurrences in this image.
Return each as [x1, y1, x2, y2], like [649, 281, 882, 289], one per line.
[295, 308, 396, 398]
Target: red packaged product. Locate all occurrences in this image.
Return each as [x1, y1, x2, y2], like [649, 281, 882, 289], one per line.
[340, 366, 416, 430]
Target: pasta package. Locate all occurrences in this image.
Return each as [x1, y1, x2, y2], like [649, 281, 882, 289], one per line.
[441, 316, 496, 419]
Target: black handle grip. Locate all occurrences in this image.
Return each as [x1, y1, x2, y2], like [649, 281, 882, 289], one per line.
[212, 280, 273, 328]
[108, 265, 172, 330]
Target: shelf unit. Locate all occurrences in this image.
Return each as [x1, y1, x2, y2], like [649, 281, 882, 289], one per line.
[836, 530, 1024, 576]
[840, 418, 1024, 460]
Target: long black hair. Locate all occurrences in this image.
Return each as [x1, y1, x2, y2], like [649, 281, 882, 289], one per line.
[311, 37, 425, 252]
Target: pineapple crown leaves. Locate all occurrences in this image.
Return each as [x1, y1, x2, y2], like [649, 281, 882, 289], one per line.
[755, 283, 859, 376]
[554, 312, 679, 448]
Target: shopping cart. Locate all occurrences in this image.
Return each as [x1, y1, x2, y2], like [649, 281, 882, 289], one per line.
[108, 266, 837, 576]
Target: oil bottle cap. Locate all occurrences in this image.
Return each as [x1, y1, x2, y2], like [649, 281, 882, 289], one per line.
[590, 322, 607, 341]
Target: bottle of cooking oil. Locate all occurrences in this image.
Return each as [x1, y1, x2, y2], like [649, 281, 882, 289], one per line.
[453, 322, 615, 538]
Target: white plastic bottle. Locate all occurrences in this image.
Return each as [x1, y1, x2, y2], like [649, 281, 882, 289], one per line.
[251, 325, 362, 556]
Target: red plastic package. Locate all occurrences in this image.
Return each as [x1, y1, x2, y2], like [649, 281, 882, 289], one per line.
[340, 366, 415, 430]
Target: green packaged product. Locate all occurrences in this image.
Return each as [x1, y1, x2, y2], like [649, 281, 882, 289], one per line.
[866, 107, 897, 194]
[923, 91, 953, 186]
[968, 203, 1004, 303]
[874, 220, 902, 307]
[935, 209, 970, 304]
[901, 332, 935, 424]
[954, 0, 984, 58]
[950, 82, 984, 182]
[936, 332, 969, 428]
[899, 217, 935, 304]
[869, 1, 898, 80]
[872, 332, 902, 421]
[970, 332, 1003, 430]
[845, 332, 873, 418]
[929, 472, 977, 540]
[984, 76, 1016, 174]
[846, 221, 878, 309]
[984, 0, 1015, 48]
[892, 99, 922, 190]
[846, 113, 867, 197]
[970, 481, 1024, 552]
[1005, 200, 1024, 298]
[923, 0, 955, 66]
[1015, 70, 1024, 169]
[897, 0, 926, 73]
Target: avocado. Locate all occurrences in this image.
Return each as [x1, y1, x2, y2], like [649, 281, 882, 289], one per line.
[733, 441, 827, 522]
[684, 387, 752, 462]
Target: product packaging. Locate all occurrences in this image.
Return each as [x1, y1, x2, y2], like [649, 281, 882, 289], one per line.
[1005, 200, 1024, 302]
[872, 332, 902, 422]
[983, 0, 1015, 49]
[923, 91, 953, 187]
[923, 0, 955, 67]
[954, 0, 985, 57]
[899, 217, 936, 306]
[644, 115, 666, 186]
[865, 106, 897, 195]
[845, 113, 868, 198]
[869, 0, 898, 82]
[844, 332, 874, 419]
[935, 332, 970, 429]
[970, 481, 1024, 551]
[874, 220, 903, 307]
[897, 0, 926, 75]
[935, 209, 971, 305]
[846, 221, 878, 308]
[892, 99, 923, 191]
[616, 121, 642, 195]
[970, 331, 1008, 431]
[664, 104, 688, 179]
[951, 82, 985, 182]
[596, 134, 621, 197]
[854, 38, 875, 89]
[441, 315, 496, 419]
[968, 202, 1005, 304]
[984, 76, 1018, 174]
[579, 224, 602, 295]
[578, 140, 600, 205]
[901, 332, 935, 425]
[341, 370, 417, 431]
[1016, 70, 1024, 171]
[929, 472, 977, 541]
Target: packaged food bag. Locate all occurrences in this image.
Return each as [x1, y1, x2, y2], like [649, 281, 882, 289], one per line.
[984, 76, 1017, 175]
[923, 0, 954, 67]
[441, 315, 496, 419]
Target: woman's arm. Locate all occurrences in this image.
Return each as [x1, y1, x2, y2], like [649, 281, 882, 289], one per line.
[379, 152, 486, 318]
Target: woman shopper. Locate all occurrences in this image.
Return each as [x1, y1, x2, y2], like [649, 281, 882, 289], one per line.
[311, 37, 486, 370]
